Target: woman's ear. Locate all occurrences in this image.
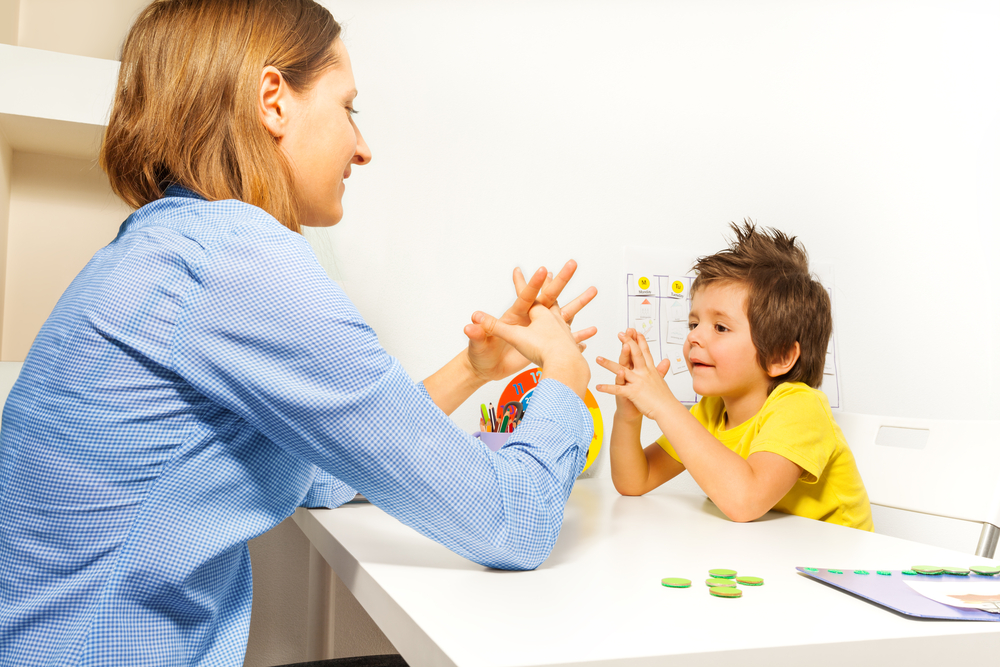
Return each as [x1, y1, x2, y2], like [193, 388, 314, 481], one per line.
[259, 66, 290, 139]
[767, 341, 801, 378]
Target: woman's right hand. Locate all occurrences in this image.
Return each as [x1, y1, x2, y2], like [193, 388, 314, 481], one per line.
[471, 302, 591, 399]
[463, 261, 597, 384]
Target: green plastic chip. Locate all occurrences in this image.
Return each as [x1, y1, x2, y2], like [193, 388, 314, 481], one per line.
[708, 568, 737, 579]
[828, 569, 843, 574]
[853, 570, 869, 575]
[735, 576, 763, 586]
[661, 577, 692, 588]
[706, 578, 736, 587]
[942, 567, 970, 576]
[804, 567, 819, 572]
[902, 570, 917, 575]
[971, 566, 1000, 576]
[708, 586, 742, 598]
[912, 566, 943, 575]
[876, 571, 892, 576]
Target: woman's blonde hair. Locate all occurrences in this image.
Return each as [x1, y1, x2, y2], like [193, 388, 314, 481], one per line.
[100, 0, 341, 233]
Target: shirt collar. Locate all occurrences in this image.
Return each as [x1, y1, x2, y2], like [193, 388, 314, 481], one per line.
[163, 184, 205, 200]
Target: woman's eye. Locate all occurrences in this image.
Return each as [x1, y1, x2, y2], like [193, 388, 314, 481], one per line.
[347, 107, 358, 117]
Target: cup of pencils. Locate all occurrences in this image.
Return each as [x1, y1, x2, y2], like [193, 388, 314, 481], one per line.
[474, 401, 523, 452]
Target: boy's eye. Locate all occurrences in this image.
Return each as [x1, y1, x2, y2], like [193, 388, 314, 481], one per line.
[687, 321, 697, 331]
[715, 323, 729, 333]
[347, 107, 358, 116]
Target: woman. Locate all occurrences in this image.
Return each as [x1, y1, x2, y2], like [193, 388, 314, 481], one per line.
[0, 1, 596, 665]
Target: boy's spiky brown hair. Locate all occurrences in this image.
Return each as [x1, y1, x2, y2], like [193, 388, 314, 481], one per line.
[692, 220, 832, 393]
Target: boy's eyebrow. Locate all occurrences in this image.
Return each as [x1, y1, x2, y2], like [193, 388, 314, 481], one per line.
[690, 307, 735, 319]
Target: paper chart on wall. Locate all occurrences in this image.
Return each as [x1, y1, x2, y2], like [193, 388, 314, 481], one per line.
[623, 246, 841, 409]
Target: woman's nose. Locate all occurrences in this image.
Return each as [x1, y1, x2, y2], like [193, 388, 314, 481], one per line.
[353, 128, 372, 165]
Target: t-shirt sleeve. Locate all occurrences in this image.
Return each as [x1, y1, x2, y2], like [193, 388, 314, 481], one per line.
[748, 388, 837, 484]
[170, 226, 593, 570]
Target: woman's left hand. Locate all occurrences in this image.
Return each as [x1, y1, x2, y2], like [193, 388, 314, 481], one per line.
[463, 260, 597, 383]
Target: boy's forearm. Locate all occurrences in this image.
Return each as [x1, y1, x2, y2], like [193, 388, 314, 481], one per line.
[609, 414, 651, 495]
[651, 401, 770, 521]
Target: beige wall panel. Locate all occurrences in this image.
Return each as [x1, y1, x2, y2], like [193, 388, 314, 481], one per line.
[333, 575, 397, 659]
[0, 130, 11, 337]
[0, 0, 18, 45]
[3, 151, 129, 360]
[243, 518, 320, 667]
[18, 0, 148, 59]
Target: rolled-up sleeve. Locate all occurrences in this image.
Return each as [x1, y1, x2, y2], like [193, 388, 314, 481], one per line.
[170, 225, 592, 569]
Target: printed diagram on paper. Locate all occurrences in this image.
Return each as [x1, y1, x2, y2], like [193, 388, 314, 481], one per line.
[623, 247, 841, 409]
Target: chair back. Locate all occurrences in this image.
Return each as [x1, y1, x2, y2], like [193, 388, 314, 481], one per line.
[834, 412, 1000, 556]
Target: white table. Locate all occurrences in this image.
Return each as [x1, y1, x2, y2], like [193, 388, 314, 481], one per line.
[293, 476, 1000, 667]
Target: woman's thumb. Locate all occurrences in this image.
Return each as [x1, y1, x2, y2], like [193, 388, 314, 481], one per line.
[471, 311, 517, 344]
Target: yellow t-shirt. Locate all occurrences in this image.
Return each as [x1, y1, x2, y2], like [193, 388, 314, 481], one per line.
[656, 382, 873, 531]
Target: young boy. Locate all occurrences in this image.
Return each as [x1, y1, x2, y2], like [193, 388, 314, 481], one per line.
[596, 222, 872, 530]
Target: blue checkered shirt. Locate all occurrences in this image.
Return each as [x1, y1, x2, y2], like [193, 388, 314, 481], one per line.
[0, 187, 592, 666]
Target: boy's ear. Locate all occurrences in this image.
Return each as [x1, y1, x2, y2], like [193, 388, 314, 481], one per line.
[767, 342, 800, 378]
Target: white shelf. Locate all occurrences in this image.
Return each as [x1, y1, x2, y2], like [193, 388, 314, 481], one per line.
[0, 43, 118, 160]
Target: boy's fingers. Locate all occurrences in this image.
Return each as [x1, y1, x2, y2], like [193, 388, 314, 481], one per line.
[594, 355, 623, 375]
[572, 326, 597, 344]
[617, 343, 629, 363]
[623, 334, 644, 365]
[634, 331, 657, 367]
[594, 383, 625, 396]
[655, 358, 671, 377]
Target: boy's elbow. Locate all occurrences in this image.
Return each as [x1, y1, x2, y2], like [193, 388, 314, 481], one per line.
[716, 497, 769, 523]
[611, 476, 648, 497]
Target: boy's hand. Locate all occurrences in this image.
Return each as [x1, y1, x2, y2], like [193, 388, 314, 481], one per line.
[596, 330, 675, 422]
[610, 329, 644, 422]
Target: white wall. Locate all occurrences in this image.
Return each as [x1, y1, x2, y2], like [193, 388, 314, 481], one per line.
[314, 0, 999, 434]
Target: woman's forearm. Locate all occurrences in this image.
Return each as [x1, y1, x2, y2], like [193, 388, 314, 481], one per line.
[423, 350, 486, 416]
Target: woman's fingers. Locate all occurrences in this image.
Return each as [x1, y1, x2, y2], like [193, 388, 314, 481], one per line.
[463, 322, 487, 343]
[536, 259, 578, 308]
[572, 325, 598, 344]
[559, 285, 598, 324]
[510, 266, 547, 319]
[512, 266, 527, 294]
[471, 310, 521, 346]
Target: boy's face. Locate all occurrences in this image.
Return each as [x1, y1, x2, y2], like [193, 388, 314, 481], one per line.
[683, 282, 770, 403]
